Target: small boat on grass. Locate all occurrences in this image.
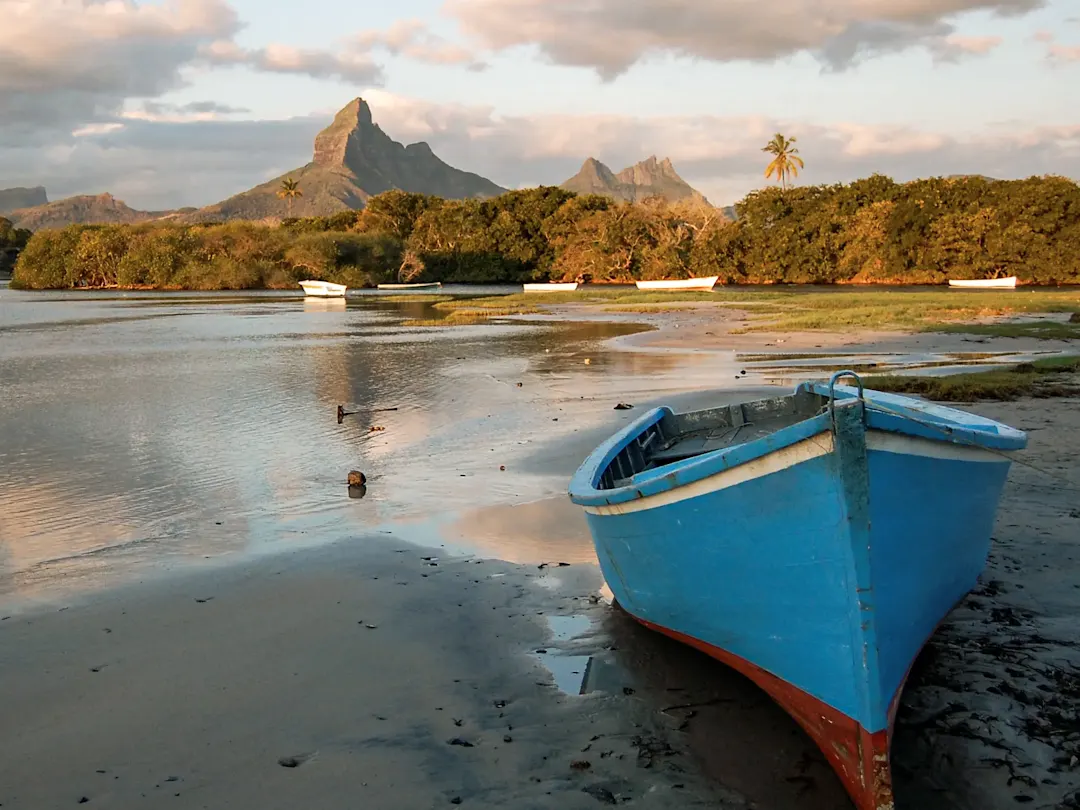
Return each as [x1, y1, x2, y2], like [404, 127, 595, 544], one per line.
[948, 276, 1017, 289]
[635, 276, 718, 291]
[568, 372, 1026, 810]
[523, 282, 579, 292]
[299, 280, 347, 297]
[377, 281, 443, 290]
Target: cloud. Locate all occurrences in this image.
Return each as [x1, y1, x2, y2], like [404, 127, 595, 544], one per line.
[0, 1, 475, 145]
[936, 34, 1004, 57]
[443, 0, 1042, 76]
[3, 93, 1077, 214]
[72, 123, 126, 138]
[197, 40, 384, 84]
[0, 0, 240, 133]
[1033, 31, 1080, 63]
[352, 19, 486, 69]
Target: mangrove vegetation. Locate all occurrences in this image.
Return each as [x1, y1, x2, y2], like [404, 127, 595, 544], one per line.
[11, 173, 1080, 290]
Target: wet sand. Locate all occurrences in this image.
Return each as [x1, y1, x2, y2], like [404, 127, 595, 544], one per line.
[525, 301, 1080, 358]
[0, 540, 744, 809]
[3, 299, 1078, 810]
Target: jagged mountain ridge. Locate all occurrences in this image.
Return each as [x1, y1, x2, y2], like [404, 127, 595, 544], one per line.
[6, 101, 721, 230]
[561, 156, 709, 205]
[182, 98, 507, 222]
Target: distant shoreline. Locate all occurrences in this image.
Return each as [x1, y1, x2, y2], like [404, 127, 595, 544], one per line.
[9, 280, 1080, 291]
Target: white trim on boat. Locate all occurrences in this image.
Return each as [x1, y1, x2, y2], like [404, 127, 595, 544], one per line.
[582, 427, 1011, 517]
[865, 431, 1010, 463]
[635, 276, 718, 291]
[582, 432, 835, 516]
[524, 282, 583, 291]
[947, 276, 1017, 289]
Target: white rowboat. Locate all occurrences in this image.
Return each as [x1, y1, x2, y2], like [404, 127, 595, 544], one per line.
[377, 282, 443, 290]
[523, 282, 579, 292]
[948, 276, 1017, 289]
[635, 276, 719, 291]
[299, 280, 347, 297]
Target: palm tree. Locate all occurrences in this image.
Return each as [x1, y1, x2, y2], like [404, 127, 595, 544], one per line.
[277, 177, 302, 217]
[762, 134, 805, 191]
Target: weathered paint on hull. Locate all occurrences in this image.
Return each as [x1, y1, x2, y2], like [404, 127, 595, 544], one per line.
[574, 391, 1020, 810]
[633, 614, 897, 810]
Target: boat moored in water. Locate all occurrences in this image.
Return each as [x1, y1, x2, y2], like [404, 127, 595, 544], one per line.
[298, 279, 347, 297]
[523, 282, 579, 292]
[377, 281, 443, 290]
[634, 276, 718, 291]
[948, 276, 1017, 288]
[567, 372, 1026, 810]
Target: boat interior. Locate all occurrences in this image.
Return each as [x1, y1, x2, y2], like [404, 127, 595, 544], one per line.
[598, 390, 831, 490]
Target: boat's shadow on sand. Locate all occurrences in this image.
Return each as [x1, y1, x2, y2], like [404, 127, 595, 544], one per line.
[598, 602, 954, 810]
[597, 603, 851, 810]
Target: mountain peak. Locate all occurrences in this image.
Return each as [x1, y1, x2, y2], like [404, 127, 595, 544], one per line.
[562, 156, 708, 205]
[338, 97, 373, 127]
[181, 97, 506, 222]
[313, 97, 380, 168]
[562, 158, 619, 195]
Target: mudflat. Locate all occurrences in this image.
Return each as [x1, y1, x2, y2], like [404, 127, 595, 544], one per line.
[0, 541, 743, 809]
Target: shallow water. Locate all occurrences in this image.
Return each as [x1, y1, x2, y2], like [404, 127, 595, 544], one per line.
[0, 285, 1050, 609]
[0, 287, 758, 608]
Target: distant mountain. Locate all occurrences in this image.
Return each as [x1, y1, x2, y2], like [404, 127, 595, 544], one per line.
[7, 193, 186, 231]
[184, 98, 507, 222]
[561, 156, 709, 205]
[0, 186, 48, 216]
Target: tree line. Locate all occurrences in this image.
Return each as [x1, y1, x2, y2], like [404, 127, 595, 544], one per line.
[10, 173, 1080, 289]
[0, 216, 32, 274]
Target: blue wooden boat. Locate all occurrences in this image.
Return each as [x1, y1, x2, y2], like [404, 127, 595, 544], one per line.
[567, 372, 1026, 810]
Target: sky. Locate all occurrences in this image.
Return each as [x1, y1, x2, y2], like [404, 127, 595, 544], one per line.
[0, 0, 1078, 210]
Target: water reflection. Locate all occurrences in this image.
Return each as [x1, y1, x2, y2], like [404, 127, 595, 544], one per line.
[0, 291, 734, 606]
[1, 287, 1036, 609]
[442, 498, 594, 565]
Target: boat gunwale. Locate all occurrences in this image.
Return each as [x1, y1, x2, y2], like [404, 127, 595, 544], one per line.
[814, 383, 1027, 451]
[568, 384, 1027, 509]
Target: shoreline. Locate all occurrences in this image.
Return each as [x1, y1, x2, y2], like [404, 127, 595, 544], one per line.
[3, 302, 1078, 809]
[6, 279, 1080, 292]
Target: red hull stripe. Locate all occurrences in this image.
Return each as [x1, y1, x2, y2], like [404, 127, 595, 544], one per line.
[636, 616, 896, 810]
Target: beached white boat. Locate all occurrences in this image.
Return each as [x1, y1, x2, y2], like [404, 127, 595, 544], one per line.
[635, 276, 719, 291]
[299, 280, 347, 297]
[377, 282, 443, 290]
[948, 276, 1017, 289]
[523, 282, 579, 292]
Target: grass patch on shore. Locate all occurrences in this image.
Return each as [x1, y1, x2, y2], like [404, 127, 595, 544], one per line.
[934, 320, 1080, 340]
[432, 289, 788, 314]
[863, 355, 1080, 401]
[730, 290, 1080, 335]
[413, 287, 1080, 334]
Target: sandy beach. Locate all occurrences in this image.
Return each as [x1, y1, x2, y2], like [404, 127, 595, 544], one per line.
[2, 296, 1078, 810]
